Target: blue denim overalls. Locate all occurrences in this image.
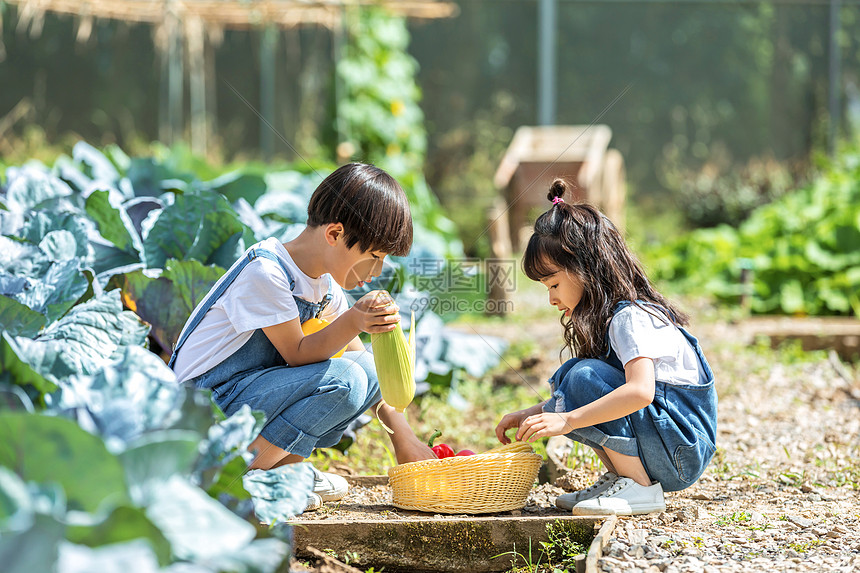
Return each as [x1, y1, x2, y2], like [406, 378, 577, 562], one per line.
[542, 301, 718, 492]
[170, 246, 381, 458]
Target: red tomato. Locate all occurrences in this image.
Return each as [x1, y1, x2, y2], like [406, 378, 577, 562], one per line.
[431, 444, 455, 459]
[455, 449, 476, 456]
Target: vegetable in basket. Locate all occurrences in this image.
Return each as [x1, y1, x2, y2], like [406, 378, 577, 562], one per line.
[426, 429, 474, 459]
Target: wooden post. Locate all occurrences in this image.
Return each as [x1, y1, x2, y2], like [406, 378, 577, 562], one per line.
[600, 148, 626, 232]
[260, 24, 278, 161]
[167, 11, 184, 145]
[486, 198, 513, 317]
[205, 27, 220, 159]
[188, 17, 207, 157]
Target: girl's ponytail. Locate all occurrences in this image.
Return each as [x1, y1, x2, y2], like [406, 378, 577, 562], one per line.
[547, 179, 567, 204]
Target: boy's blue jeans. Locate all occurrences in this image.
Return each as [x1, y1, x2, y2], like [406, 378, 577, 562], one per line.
[543, 357, 717, 492]
[191, 329, 381, 458]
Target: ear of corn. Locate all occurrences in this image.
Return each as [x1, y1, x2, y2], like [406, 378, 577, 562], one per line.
[371, 311, 416, 413]
[301, 318, 346, 358]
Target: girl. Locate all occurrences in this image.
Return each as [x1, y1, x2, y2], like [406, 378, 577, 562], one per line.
[495, 180, 718, 516]
[170, 163, 434, 510]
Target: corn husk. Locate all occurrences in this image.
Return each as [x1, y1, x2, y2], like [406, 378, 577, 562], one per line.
[371, 311, 416, 414]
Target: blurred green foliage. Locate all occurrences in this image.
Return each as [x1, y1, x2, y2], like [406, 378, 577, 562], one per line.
[337, 7, 426, 172]
[659, 153, 803, 228]
[646, 143, 860, 317]
[335, 7, 463, 257]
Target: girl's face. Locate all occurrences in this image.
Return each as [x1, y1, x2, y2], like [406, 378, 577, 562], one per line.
[539, 264, 584, 318]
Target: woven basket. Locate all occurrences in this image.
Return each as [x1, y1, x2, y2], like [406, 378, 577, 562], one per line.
[387, 441, 543, 514]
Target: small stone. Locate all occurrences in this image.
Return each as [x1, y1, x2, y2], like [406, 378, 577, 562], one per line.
[695, 506, 712, 520]
[808, 493, 823, 502]
[658, 512, 676, 525]
[827, 529, 842, 538]
[675, 508, 695, 523]
[631, 544, 646, 558]
[788, 515, 813, 528]
[681, 547, 699, 556]
[629, 529, 648, 545]
[510, 510, 522, 516]
[749, 511, 766, 522]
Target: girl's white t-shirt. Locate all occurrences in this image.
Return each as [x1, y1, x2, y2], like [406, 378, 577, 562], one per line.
[608, 305, 708, 386]
[172, 238, 349, 383]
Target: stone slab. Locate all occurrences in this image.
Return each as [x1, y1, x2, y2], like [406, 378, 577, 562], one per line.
[344, 474, 389, 487]
[292, 515, 603, 572]
[743, 316, 860, 360]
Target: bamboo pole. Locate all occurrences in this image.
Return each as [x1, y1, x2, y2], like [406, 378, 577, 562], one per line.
[167, 6, 184, 146]
[260, 23, 278, 161]
[188, 16, 207, 157]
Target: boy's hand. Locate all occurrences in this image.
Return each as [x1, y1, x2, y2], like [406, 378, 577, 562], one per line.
[350, 290, 400, 334]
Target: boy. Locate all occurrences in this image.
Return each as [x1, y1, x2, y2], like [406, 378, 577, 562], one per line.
[171, 163, 434, 510]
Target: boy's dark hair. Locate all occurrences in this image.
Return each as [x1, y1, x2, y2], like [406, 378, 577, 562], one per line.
[523, 178, 688, 360]
[307, 163, 413, 256]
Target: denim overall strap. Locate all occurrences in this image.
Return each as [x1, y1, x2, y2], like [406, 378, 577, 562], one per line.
[168, 248, 295, 370]
[316, 275, 333, 318]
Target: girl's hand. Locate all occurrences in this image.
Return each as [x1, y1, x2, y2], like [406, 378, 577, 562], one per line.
[350, 290, 400, 334]
[516, 412, 575, 443]
[495, 407, 535, 444]
[495, 402, 550, 443]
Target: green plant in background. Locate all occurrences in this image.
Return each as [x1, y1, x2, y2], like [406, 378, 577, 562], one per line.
[659, 151, 801, 228]
[337, 7, 425, 172]
[336, 6, 462, 258]
[646, 141, 860, 317]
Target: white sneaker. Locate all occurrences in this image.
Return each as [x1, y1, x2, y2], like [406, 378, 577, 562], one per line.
[304, 492, 323, 512]
[571, 477, 665, 516]
[555, 471, 619, 510]
[310, 466, 349, 502]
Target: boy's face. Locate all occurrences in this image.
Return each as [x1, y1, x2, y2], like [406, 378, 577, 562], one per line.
[338, 244, 387, 290]
[539, 264, 584, 318]
[324, 223, 388, 289]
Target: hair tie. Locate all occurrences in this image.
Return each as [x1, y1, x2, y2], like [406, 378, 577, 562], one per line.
[552, 196, 564, 205]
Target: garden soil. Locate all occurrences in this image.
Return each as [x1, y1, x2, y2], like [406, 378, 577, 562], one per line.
[294, 294, 860, 572]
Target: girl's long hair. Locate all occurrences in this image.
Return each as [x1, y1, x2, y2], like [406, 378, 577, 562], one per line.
[523, 179, 688, 359]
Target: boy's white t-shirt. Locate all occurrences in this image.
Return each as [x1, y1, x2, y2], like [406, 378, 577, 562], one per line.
[607, 305, 707, 386]
[173, 238, 350, 383]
